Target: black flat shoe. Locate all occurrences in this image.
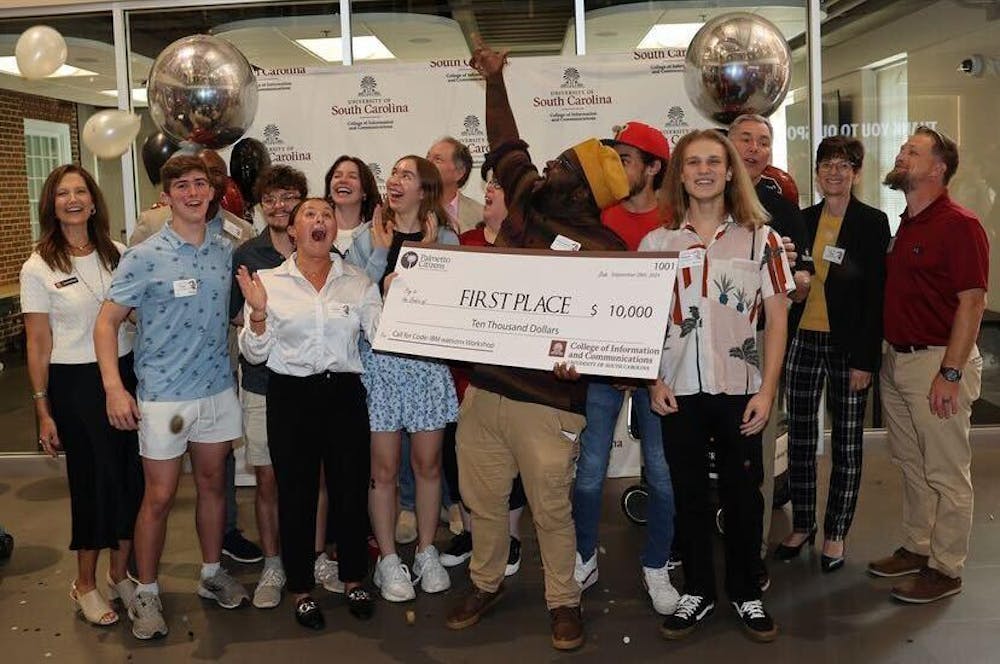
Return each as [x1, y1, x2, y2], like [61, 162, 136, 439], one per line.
[773, 526, 817, 561]
[347, 587, 374, 620]
[821, 554, 845, 573]
[295, 596, 325, 630]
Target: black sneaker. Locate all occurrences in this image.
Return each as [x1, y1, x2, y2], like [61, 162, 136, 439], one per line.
[223, 529, 264, 564]
[439, 531, 473, 567]
[295, 596, 325, 630]
[731, 599, 777, 642]
[505, 536, 521, 577]
[660, 594, 715, 640]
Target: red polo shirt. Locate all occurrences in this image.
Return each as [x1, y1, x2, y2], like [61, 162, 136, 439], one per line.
[884, 193, 989, 346]
[601, 203, 664, 251]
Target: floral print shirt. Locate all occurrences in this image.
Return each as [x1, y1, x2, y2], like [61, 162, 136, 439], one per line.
[639, 218, 793, 396]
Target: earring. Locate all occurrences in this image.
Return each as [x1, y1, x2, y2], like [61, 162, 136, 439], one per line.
[90, 207, 96, 216]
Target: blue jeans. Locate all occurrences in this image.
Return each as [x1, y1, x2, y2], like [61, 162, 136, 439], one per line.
[572, 383, 675, 568]
[399, 433, 452, 512]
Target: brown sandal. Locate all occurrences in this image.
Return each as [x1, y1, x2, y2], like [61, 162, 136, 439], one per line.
[70, 581, 119, 626]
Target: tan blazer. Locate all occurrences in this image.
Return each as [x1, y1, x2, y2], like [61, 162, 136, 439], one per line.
[454, 192, 485, 234]
[127, 206, 255, 248]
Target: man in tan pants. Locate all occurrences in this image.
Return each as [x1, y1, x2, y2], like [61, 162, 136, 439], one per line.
[869, 126, 988, 603]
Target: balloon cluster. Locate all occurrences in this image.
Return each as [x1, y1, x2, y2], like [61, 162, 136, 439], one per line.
[684, 13, 792, 125]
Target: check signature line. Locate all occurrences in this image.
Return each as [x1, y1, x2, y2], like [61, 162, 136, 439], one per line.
[394, 338, 491, 352]
[400, 320, 647, 346]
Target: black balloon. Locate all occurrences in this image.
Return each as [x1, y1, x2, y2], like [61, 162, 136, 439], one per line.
[141, 131, 180, 185]
[229, 138, 271, 204]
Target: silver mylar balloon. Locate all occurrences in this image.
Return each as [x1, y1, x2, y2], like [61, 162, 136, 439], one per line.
[684, 13, 791, 125]
[147, 34, 258, 150]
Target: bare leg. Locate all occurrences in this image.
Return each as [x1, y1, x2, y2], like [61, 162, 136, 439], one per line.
[255, 464, 280, 558]
[109, 540, 132, 584]
[189, 441, 233, 564]
[75, 549, 100, 592]
[133, 456, 183, 583]
[411, 429, 444, 551]
[370, 431, 402, 557]
[508, 506, 524, 540]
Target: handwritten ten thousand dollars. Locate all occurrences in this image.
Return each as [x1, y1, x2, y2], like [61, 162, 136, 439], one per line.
[372, 244, 679, 380]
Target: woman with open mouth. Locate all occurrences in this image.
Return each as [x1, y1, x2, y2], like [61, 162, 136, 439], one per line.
[237, 197, 382, 630]
[360, 155, 460, 604]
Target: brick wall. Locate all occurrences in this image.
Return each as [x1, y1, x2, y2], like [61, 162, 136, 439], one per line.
[0, 89, 79, 286]
[0, 89, 78, 354]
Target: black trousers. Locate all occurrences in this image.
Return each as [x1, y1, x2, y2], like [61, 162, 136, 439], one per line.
[661, 393, 764, 602]
[49, 355, 143, 551]
[267, 371, 371, 593]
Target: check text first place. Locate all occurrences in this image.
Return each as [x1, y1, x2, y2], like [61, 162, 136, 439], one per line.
[458, 289, 573, 315]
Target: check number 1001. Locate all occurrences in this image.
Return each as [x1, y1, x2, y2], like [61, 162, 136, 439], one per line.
[590, 304, 654, 318]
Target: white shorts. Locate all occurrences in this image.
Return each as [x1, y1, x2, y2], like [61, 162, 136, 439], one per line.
[240, 388, 271, 467]
[138, 388, 243, 460]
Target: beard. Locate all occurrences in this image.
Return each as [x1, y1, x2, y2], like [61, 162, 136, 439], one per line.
[628, 177, 645, 199]
[883, 167, 911, 192]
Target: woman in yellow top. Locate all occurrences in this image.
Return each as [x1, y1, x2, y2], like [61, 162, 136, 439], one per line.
[775, 136, 890, 571]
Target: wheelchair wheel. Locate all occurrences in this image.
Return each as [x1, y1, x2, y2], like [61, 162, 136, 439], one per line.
[0, 532, 12, 560]
[715, 508, 724, 535]
[620, 484, 649, 526]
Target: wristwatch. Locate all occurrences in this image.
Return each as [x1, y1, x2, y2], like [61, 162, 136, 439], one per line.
[939, 366, 962, 383]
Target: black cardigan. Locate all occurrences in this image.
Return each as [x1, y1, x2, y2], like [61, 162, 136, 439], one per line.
[790, 196, 891, 372]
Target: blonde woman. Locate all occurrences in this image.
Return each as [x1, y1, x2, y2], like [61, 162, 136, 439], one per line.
[642, 130, 793, 643]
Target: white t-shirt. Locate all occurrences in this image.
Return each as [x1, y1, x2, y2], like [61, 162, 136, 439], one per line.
[20, 241, 133, 364]
[335, 224, 364, 256]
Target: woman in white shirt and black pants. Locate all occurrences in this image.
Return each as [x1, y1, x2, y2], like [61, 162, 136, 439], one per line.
[237, 198, 382, 630]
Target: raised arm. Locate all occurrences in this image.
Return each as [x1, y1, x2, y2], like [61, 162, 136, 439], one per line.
[470, 36, 518, 149]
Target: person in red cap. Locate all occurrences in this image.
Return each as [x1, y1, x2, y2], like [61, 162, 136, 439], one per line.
[571, 121, 679, 617]
[445, 38, 627, 652]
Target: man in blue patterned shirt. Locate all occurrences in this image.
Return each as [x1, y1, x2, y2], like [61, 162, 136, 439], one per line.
[95, 154, 248, 640]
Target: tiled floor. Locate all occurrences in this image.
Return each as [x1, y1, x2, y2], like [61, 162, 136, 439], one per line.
[2, 438, 999, 663]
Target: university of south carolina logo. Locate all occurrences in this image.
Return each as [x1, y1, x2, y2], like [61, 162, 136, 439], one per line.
[359, 75, 380, 97]
[462, 115, 483, 136]
[262, 123, 282, 145]
[561, 67, 583, 88]
[400, 251, 419, 269]
[368, 162, 385, 187]
[665, 106, 687, 127]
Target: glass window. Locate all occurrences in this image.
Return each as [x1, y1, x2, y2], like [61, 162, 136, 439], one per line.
[23, 119, 72, 240]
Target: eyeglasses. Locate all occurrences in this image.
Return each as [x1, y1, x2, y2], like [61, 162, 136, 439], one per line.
[261, 193, 302, 208]
[553, 153, 583, 180]
[486, 178, 502, 191]
[818, 160, 855, 173]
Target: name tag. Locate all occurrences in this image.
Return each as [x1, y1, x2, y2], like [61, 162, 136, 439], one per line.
[678, 249, 705, 269]
[173, 279, 198, 298]
[223, 219, 243, 239]
[54, 277, 79, 289]
[327, 303, 350, 318]
[822, 245, 845, 265]
[550, 234, 581, 252]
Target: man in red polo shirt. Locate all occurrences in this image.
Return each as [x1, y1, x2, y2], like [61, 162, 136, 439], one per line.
[869, 126, 988, 603]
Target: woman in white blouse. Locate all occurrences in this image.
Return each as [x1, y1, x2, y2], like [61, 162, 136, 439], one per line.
[21, 165, 141, 626]
[643, 130, 793, 643]
[237, 198, 382, 630]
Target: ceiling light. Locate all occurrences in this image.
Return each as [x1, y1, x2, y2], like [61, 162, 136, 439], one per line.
[637, 23, 704, 50]
[295, 36, 395, 62]
[0, 57, 98, 78]
[100, 88, 148, 104]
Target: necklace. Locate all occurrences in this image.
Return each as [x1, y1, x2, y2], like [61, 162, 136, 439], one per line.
[72, 253, 106, 304]
[66, 237, 92, 252]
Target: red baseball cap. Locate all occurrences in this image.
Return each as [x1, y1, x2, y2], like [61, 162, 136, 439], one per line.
[610, 121, 670, 161]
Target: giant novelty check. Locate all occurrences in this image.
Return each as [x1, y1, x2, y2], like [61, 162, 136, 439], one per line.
[372, 244, 678, 379]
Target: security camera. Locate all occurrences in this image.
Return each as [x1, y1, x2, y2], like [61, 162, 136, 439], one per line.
[958, 55, 985, 76]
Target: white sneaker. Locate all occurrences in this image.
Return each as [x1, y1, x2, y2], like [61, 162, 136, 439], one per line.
[129, 591, 168, 640]
[643, 563, 680, 615]
[373, 554, 415, 602]
[253, 566, 286, 609]
[314, 553, 345, 594]
[575, 551, 599, 591]
[413, 545, 451, 594]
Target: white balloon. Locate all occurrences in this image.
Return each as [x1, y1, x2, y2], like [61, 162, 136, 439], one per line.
[83, 110, 141, 159]
[14, 26, 67, 80]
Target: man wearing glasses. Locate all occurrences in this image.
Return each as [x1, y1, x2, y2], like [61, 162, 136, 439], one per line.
[229, 165, 308, 609]
[870, 126, 988, 604]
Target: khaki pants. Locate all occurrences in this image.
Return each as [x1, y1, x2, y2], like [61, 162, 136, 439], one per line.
[880, 345, 982, 578]
[457, 387, 585, 609]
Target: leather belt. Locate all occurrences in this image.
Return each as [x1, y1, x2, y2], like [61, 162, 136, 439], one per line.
[891, 344, 928, 353]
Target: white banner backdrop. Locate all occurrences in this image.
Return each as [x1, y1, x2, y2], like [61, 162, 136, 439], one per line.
[238, 51, 712, 203]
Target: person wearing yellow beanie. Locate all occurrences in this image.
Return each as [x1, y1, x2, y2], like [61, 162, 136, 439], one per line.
[444, 37, 626, 652]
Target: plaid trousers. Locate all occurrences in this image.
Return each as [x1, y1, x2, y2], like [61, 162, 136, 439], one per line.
[785, 330, 869, 540]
